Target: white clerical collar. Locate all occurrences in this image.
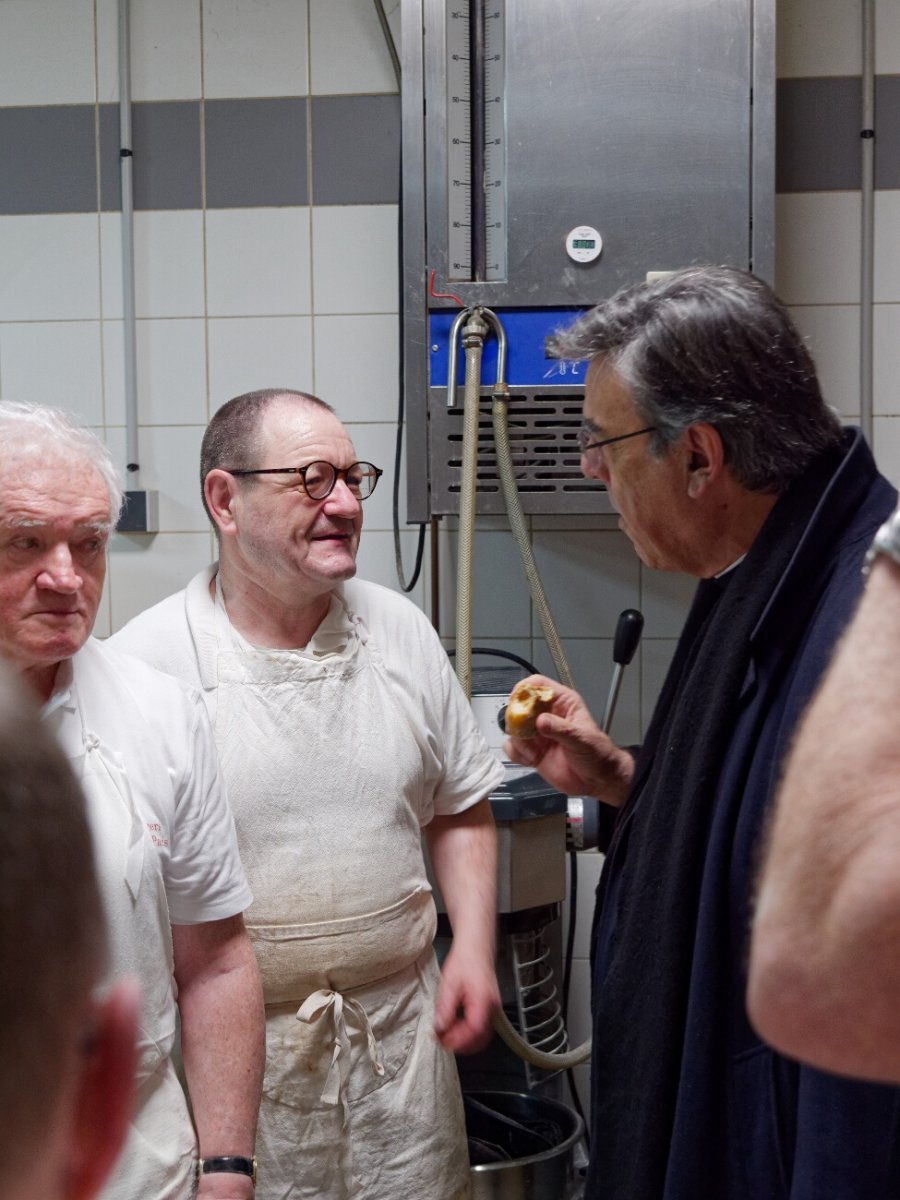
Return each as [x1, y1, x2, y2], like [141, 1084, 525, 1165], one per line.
[715, 554, 746, 579]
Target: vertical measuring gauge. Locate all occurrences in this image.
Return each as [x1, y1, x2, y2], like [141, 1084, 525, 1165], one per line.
[446, 0, 507, 282]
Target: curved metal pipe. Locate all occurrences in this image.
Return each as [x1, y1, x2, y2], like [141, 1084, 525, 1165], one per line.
[118, 0, 139, 481]
[454, 308, 489, 699]
[446, 306, 472, 408]
[860, 0, 875, 444]
[448, 305, 588, 1066]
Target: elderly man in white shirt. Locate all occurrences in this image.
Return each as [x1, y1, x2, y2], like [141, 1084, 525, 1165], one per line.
[0, 400, 265, 1200]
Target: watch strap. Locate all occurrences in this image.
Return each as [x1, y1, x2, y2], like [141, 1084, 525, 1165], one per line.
[198, 1155, 257, 1186]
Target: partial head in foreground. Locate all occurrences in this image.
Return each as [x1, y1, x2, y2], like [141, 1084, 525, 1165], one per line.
[0, 660, 137, 1200]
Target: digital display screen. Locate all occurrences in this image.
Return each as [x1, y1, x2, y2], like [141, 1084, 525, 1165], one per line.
[572, 238, 595, 249]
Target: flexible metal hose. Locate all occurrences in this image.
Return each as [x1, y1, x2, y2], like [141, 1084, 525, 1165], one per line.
[455, 311, 489, 701]
[491, 387, 574, 690]
[493, 1006, 591, 1071]
[451, 308, 590, 1069]
[490, 381, 588, 1068]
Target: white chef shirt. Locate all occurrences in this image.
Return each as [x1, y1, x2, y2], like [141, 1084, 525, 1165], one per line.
[44, 637, 251, 924]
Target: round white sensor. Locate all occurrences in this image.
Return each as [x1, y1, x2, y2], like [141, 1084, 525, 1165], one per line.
[565, 225, 603, 264]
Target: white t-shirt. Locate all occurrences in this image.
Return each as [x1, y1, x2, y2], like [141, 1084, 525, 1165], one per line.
[111, 568, 504, 823]
[45, 637, 252, 925]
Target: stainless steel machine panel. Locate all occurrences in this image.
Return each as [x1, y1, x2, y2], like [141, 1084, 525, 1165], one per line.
[427, 0, 754, 306]
[402, 0, 775, 520]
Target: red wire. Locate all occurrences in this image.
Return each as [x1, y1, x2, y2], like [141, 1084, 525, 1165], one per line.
[428, 268, 465, 307]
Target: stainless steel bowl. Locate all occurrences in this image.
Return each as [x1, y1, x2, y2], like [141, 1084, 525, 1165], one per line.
[467, 1091, 584, 1200]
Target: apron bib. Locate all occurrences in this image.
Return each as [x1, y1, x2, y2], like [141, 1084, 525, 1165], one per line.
[211, 587, 470, 1200]
[76, 717, 196, 1200]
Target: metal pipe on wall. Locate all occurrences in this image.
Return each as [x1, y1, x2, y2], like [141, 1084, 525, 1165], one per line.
[118, 0, 140, 484]
[860, 0, 875, 444]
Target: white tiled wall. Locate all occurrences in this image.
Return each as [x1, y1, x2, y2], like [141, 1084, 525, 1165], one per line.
[2, 0, 900, 1132]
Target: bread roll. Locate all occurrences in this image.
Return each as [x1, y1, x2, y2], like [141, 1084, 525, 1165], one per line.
[505, 682, 556, 740]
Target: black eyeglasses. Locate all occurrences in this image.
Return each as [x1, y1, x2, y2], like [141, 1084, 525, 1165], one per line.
[227, 461, 383, 501]
[577, 425, 658, 455]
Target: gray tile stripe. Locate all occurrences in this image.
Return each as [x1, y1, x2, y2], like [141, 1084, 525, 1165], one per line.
[0, 96, 395, 213]
[0, 83, 895, 214]
[777, 76, 900, 192]
[205, 97, 308, 208]
[100, 101, 202, 211]
[310, 95, 400, 205]
[0, 105, 97, 214]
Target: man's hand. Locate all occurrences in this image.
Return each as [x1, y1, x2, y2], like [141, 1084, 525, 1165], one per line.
[503, 674, 634, 806]
[433, 943, 500, 1055]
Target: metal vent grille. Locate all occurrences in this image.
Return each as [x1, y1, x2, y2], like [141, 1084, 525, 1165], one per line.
[427, 388, 615, 515]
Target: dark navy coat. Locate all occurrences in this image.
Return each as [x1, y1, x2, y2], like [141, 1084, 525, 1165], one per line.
[591, 429, 900, 1199]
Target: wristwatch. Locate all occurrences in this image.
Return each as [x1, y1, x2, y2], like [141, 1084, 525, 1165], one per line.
[864, 508, 900, 576]
[197, 1155, 257, 1187]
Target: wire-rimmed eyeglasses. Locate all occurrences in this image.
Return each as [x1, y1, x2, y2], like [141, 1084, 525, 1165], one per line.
[226, 460, 383, 501]
[577, 425, 658, 455]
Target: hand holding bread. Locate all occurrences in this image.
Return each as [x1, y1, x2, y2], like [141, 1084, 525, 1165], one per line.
[502, 674, 635, 806]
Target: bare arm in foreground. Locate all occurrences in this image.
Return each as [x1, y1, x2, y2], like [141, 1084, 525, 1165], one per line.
[749, 557, 900, 1082]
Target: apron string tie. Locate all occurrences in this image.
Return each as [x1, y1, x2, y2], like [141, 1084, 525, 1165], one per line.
[296, 989, 385, 1122]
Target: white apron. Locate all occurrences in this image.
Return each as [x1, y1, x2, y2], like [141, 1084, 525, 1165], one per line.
[69, 699, 197, 1200]
[212, 587, 471, 1200]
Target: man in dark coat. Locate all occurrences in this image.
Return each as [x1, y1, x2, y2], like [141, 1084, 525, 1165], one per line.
[506, 265, 900, 1200]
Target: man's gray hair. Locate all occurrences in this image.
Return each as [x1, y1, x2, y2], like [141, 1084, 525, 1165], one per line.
[551, 265, 843, 493]
[0, 401, 123, 521]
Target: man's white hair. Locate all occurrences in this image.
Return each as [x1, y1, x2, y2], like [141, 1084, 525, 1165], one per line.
[0, 401, 123, 522]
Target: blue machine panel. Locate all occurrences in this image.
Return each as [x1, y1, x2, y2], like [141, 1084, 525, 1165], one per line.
[428, 307, 590, 389]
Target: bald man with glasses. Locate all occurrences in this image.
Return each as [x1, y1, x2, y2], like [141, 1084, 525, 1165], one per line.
[112, 389, 503, 1200]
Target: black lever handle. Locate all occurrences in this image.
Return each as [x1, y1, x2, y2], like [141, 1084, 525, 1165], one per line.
[613, 608, 644, 666]
[601, 609, 645, 734]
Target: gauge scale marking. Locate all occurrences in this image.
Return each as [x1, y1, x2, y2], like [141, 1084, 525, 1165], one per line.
[446, 1, 507, 282]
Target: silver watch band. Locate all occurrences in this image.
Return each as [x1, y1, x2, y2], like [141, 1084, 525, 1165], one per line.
[864, 508, 900, 576]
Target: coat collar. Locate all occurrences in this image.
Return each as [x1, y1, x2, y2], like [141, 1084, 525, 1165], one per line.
[750, 427, 886, 650]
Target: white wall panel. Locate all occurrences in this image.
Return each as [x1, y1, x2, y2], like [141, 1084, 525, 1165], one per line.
[314, 314, 400, 423]
[0, 215, 101, 322]
[0, 1, 96, 105]
[208, 316, 314, 409]
[97, 0, 202, 101]
[309, 0, 398, 95]
[789, 305, 861, 418]
[311, 205, 398, 314]
[776, 0, 862, 78]
[206, 208, 312, 316]
[203, 0, 310, 97]
[776, 193, 862, 306]
[0, 321, 104, 425]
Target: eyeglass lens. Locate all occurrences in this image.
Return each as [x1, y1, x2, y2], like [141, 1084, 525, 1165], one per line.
[304, 461, 380, 500]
